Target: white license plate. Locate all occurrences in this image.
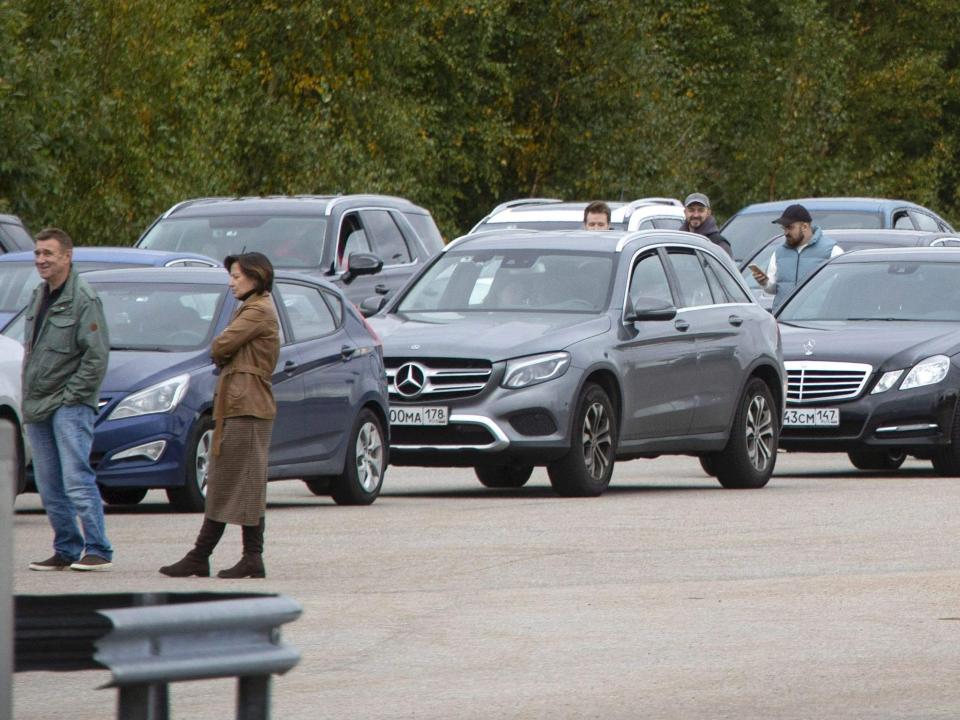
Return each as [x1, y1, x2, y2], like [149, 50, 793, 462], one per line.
[783, 407, 840, 427]
[389, 405, 449, 426]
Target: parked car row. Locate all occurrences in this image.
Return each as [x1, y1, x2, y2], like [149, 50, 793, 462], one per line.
[4, 191, 960, 509]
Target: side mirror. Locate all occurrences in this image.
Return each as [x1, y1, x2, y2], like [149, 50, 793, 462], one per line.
[341, 252, 383, 284]
[359, 295, 387, 317]
[624, 296, 677, 322]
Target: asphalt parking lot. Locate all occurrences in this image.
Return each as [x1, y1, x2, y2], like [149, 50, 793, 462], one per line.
[13, 452, 960, 720]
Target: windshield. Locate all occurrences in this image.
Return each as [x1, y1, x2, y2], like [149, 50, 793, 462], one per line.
[476, 220, 625, 232]
[398, 250, 614, 313]
[98, 282, 225, 350]
[139, 215, 327, 268]
[724, 210, 883, 262]
[0, 261, 153, 313]
[779, 261, 960, 322]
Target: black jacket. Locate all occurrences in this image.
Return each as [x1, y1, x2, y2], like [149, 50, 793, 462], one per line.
[679, 216, 732, 256]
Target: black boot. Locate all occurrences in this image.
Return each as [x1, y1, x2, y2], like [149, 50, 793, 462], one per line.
[217, 517, 265, 579]
[159, 518, 225, 577]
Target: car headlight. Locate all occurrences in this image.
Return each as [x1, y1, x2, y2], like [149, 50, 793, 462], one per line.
[900, 355, 951, 390]
[108, 373, 191, 420]
[502, 352, 571, 389]
[871, 370, 903, 394]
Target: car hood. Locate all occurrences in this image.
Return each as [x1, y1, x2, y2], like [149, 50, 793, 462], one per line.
[371, 312, 611, 361]
[103, 350, 211, 392]
[780, 321, 960, 368]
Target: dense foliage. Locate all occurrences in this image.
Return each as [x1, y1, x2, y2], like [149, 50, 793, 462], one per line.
[2, 0, 958, 243]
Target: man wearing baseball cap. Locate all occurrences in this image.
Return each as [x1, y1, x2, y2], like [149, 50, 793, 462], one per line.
[680, 193, 731, 256]
[750, 203, 842, 311]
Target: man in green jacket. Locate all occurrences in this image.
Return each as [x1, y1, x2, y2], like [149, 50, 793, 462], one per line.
[22, 227, 113, 571]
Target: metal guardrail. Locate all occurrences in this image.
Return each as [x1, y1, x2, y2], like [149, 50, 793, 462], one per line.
[15, 592, 302, 720]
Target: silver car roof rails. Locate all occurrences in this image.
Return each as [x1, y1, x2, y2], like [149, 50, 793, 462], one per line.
[621, 197, 683, 219]
[487, 197, 564, 216]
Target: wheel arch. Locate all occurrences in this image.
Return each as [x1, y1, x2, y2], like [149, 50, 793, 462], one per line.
[578, 367, 623, 437]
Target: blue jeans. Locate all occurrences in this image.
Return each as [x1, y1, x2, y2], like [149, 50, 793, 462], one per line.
[25, 404, 113, 562]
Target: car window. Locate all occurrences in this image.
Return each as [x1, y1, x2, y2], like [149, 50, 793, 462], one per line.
[910, 211, 940, 232]
[704, 253, 751, 303]
[403, 212, 445, 254]
[321, 290, 344, 324]
[277, 282, 339, 341]
[892, 211, 913, 229]
[666, 249, 714, 307]
[398, 250, 612, 313]
[139, 216, 326, 268]
[652, 217, 683, 230]
[0, 223, 33, 253]
[627, 251, 673, 308]
[360, 210, 412, 266]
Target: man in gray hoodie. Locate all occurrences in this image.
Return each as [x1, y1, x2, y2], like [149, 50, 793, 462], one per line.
[680, 193, 732, 256]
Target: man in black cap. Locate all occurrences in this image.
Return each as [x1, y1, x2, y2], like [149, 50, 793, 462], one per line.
[680, 193, 732, 255]
[750, 203, 842, 310]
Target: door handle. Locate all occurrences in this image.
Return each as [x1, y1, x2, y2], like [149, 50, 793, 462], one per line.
[728, 314, 744, 327]
[374, 284, 389, 295]
[341, 345, 357, 359]
[283, 360, 298, 373]
[674, 319, 690, 332]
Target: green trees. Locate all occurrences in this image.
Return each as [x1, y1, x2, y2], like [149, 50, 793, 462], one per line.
[1, 0, 957, 244]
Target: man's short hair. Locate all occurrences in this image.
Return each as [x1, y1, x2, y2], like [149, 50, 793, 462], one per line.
[584, 201, 611, 223]
[35, 227, 74, 251]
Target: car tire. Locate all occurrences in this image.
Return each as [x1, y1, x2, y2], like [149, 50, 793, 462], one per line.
[932, 404, 960, 475]
[848, 449, 906, 471]
[475, 464, 534, 489]
[99, 486, 148, 506]
[14, 421, 26, 498]
[166, 415, 213, 512]
[699, 455, 717, 477]
[331, 408, 386, 505]
[714, 378, 778, 489]
[547, 383, 616, 497]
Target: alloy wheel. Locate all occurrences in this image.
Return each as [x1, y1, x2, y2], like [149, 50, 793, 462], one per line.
[581, 401, 613, 481]
[745, 393, 775, 472]
[355, 421, 384, 492]
[195, 428, 213, 497]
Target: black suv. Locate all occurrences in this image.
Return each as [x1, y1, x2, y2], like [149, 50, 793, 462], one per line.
[135, 195, 445, 308]
[0, 214, 33, 254]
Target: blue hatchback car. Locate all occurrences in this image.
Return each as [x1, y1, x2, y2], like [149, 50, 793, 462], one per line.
[0, 247, 219, 327]
[5, 266, 389, 511]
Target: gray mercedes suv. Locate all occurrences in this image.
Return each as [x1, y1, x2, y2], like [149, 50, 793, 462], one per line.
[368, 229, 785, 496]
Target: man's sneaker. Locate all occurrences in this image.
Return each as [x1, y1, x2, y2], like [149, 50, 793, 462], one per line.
[70, 554, 113, 572]
[29, 554, 73, 571]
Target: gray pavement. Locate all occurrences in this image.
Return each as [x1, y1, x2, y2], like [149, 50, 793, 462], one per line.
[12, 453, 960, 719]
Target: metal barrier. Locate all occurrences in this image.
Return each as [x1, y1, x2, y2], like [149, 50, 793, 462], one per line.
[15, 592, 301, 720]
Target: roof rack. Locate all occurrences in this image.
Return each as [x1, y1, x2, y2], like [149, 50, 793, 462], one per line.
[487, 197, 564, 216]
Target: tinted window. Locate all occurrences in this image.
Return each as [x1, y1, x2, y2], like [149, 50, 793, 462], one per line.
[361, 210, 412, 266]
[0, 222, 33, 252]
[277, 282, 339, 340]
[628, 251, 673, 308]
[652, 217, 683, 230]
[892, 212, 914, 229]
[667, 249, 714, 307]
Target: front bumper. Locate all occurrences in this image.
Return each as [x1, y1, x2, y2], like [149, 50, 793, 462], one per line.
[779, 385, 960, 454]
[388, 367, 584, 467]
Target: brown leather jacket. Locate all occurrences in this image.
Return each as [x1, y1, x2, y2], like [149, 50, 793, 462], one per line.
[210, 292, 280, 453]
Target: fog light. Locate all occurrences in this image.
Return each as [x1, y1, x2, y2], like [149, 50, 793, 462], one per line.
[111, 440, 166, 462]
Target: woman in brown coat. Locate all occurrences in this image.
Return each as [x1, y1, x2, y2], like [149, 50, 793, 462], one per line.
[160, 252, 280, 579]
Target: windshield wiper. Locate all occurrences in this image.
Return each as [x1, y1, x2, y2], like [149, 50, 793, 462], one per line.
[110, 345, 172, 351]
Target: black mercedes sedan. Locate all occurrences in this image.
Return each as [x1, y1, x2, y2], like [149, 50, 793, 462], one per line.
[776, 247, 960, 472]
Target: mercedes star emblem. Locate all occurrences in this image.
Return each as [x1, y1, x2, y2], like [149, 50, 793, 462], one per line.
[395, 362, 428, 398]
[802, 339, 816, 356]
